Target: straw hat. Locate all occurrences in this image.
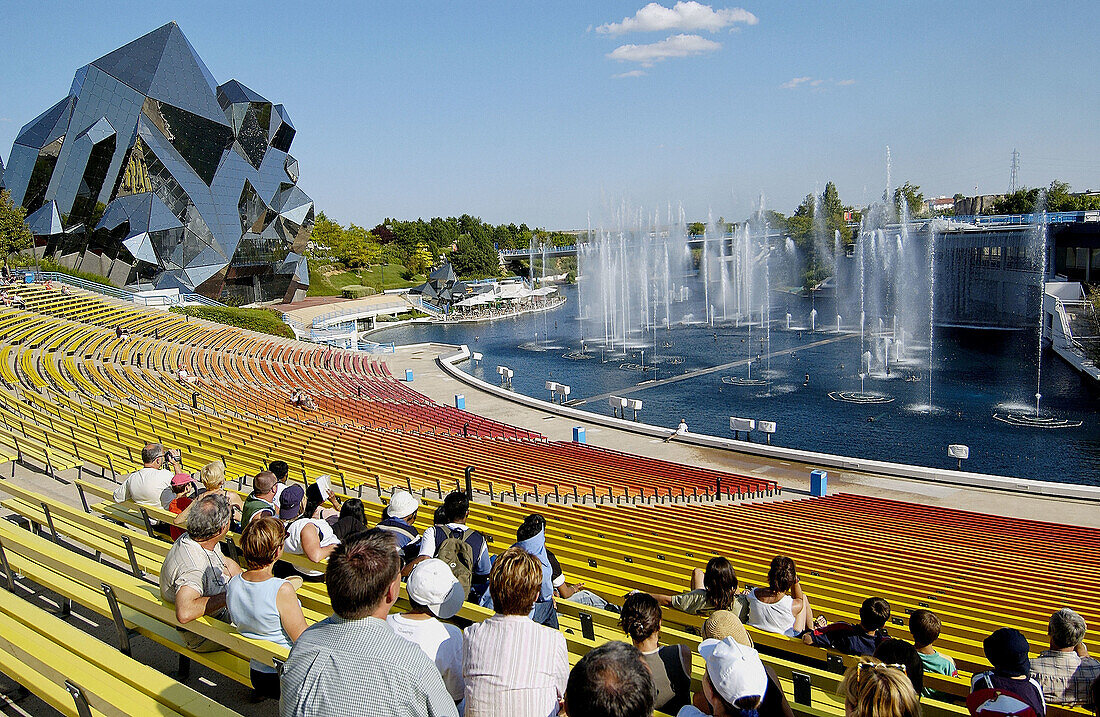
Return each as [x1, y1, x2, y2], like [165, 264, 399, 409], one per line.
[703, 609, 754, 647]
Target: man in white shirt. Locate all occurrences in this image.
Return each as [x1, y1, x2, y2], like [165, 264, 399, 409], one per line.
[387, 559, 466, 707]
[113, 443, 181, 510]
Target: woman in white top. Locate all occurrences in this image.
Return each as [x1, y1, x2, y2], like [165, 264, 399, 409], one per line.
[745, 555, 822, 637]
[278, 484, 340, 579]
[225, 517, 306, 700]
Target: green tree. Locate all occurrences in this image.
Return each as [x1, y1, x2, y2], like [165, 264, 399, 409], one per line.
[0, 190, 33, 257]
[893, 182, 925, 218]
[687, 221, 707, 237]
[990, 188, 1041, 214]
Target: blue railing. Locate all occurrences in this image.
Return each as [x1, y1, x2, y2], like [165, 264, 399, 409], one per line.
[948, 211, 1089, 226]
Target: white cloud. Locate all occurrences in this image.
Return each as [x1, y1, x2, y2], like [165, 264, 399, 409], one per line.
[612, 70, 648, 78]
[608, 33, 722, 67]
[597, 2, 758, 35]
[781, 76, 855, 90]
[780, 76, 812, 90]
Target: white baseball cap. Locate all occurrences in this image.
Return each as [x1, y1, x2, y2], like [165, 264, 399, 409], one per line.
[698, 638, 768, 706]
[386, 490, 420, 520]
[406, 559, 465, 619]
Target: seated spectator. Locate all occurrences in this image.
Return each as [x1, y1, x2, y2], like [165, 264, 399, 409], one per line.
[303, 481, 341, 524]
[703, 609, 754, 648]
[241, 471, 279, 526]
[280, 530, 458, 716]
[464, 547, 569, 717]
[173, 460, 243, 528]
[909, 609, 958, 697]
[642, 556, 744, 617]
[167, 473, 195, 540]
[746, 556, 821, 637]
[875, 639, 925, 698]
[279, 484, 340, 580]
[564, 641, 655, 717]
[677, 637, 789, 717]
[113, 442, 181, 512]
[841, 657, 921, 717]
[377, 490, 422, 568]
[802, 597, 891, 656]
[412, 491, 491, 601]
[619, 592, 691, 714]
[226, 517, 306, 700]
[387, 559, 466, 708]
[1030, 608, 1099, 708]
[510, 514, 559, 628]
[970, 627, 1046, 717]
[177, 365, 196, 384]
[159, 494, 242, 651]
[332, 498, 369, 541]
[269, 460, 290, 503]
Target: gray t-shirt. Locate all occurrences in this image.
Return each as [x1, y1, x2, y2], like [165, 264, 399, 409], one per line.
[160, 535, 229, 604]
[671, 589, 749, 619]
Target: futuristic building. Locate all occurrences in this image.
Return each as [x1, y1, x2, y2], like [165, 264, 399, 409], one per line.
[0, 22, 312, 302]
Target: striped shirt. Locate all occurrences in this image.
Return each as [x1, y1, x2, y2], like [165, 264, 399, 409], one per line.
[1031, 650, 1100, 707]
[463, 614, 568, 717]
[280, 615, 457, 717]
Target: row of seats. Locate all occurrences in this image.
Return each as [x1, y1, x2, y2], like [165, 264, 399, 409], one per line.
[0, 283, 777, 497]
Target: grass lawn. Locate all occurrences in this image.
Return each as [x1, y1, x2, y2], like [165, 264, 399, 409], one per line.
[308, 262, 425, 296]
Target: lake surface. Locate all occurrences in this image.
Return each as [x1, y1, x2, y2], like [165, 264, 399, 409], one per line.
[371, 284, 1100, 484]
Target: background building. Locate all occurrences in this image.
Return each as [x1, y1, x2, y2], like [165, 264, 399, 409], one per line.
[0, 22, 313, 303]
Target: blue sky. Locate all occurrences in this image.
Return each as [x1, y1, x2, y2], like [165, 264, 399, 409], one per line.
[1, 1, 1097, 229]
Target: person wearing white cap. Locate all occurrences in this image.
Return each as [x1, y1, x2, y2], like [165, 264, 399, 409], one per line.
[387, 559, 466, 709]
[378, 490, 423, 569]
[677, 638, 782, 717]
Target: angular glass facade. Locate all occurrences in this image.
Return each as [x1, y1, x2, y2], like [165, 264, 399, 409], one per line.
[0, 22, 312, 302]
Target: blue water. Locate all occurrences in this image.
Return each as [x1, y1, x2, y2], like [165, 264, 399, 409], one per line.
[372, 284, 1100, 484]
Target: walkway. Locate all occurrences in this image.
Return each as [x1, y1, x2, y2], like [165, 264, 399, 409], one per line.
[575, 332, 856, 405]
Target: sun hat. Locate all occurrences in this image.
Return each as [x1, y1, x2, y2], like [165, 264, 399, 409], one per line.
[170, 473, 193, 487]
[703, 609, 754, 648]
[406, 558, 465, 619]
[278, 484, 306, 520]
[386, 490, 420, 520]
[698, 638, 768, 705]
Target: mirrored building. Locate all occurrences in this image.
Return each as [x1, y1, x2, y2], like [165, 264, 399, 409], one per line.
[0, 22, 312, 303]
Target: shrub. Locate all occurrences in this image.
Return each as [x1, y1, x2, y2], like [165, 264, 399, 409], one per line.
[169, 305, 294, 339]
[340, 284, 376, 299]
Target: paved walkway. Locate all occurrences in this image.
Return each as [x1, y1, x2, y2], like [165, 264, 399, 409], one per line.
[387, 343, 1100, 527]
[576, 332, 857, 404]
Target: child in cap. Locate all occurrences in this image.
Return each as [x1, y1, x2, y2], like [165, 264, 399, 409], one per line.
[167, 473, 194, 540]
[386, 559, 465, 707]
[910, 609, 958, 696]
[678, 637, 784, 717]
[969, 628, 1046, 717]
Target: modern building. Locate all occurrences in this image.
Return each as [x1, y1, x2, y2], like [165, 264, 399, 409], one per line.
[0, 22, 313, 303]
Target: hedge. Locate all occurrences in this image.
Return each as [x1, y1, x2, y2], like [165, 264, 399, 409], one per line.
[169, 305, 294, 339]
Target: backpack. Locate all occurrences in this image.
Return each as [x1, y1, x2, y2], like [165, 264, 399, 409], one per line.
[434, 526, 481, 596]
[967, 675, 1038, 717]
[377, 519, 420, 565]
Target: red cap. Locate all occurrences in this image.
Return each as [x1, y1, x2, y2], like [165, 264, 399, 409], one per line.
[171, 473, 192, 487]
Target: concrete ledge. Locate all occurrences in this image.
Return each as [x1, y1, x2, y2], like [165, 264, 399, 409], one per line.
[437, 344, 1100, 502]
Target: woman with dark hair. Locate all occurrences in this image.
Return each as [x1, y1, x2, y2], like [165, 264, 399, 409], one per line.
[332, 498, 368, 540]
[304, 482, 341, 525]
[642, 556, 744, 617]
[874, 639, 925, 698]
[746, 555, 820, 637]
[619, 592, 691, 714]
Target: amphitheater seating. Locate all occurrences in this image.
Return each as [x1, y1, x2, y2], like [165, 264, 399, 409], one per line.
[0, 284, 776, 499]
[0, 280, 1095, 716]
